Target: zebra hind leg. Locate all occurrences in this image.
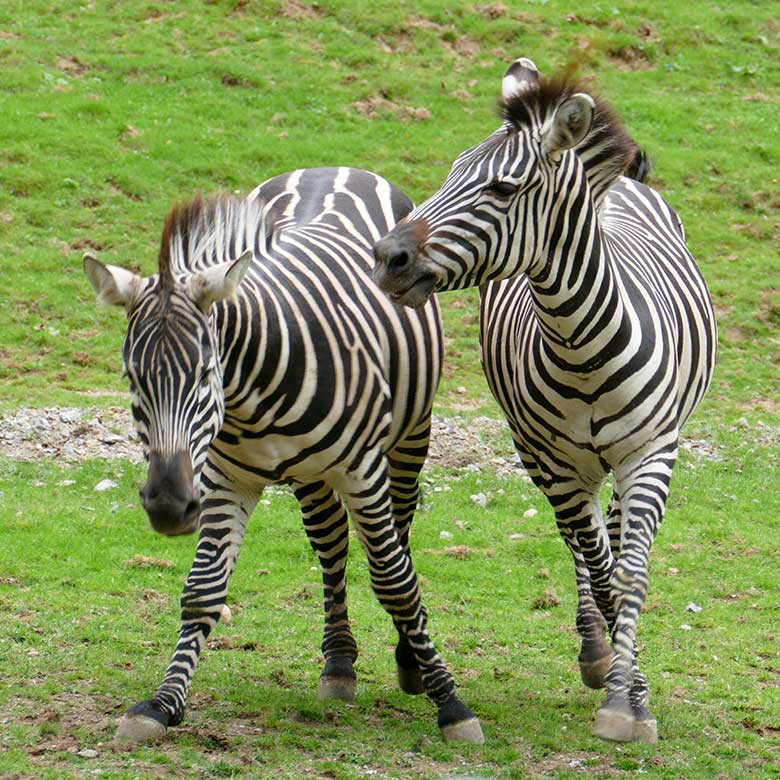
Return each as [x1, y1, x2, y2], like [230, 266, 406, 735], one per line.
[341, 457, 483, 744]
[551, 493, 616, 690]
[387, 427, 431, 696]
[293, 481, 358, 703]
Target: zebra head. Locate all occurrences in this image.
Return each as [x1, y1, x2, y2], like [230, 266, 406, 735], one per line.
[373, 58, 599, 307]
[83, 246, 251, 536]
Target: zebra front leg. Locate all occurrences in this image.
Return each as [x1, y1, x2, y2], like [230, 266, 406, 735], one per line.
[116, 486, 256, 742]
[603, 488, 657, 743]
[593, 462, 670, 744]
[341, 459, 484, 744]
[292, 481, 358, 703]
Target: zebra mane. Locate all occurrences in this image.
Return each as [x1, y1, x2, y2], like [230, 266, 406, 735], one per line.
[158, 193, 260, 284]
[502, 72, 643, 206]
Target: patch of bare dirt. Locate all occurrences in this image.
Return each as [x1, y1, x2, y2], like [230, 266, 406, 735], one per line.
[352, 94, 432, 122]
[280, 0, 322, 20]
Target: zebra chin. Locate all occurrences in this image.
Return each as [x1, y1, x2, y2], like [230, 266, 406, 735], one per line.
[373, 270, 439, 309]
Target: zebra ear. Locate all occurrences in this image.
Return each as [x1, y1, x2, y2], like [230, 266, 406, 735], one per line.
[502, 57, 540, 101]
[188, 249, 252, 310]
[541, 93, 595, 160]
[83, 253, 142, 309]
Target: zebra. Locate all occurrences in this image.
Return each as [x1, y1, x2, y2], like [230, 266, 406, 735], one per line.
[82, 166, 484, 745]
[373, 59, 717, 744]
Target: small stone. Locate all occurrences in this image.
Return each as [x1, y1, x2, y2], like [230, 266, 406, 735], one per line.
[470, 492, 488, 508]
[439, 530, 453, 540]
[220, 604, 232, 623]
[94, 479, 118, 492]
[523, 507, 538, 518]
[686, 602, 703, 613]
[736, 417, 750, 429]
[76, 749, 99, 759]
[680, 624, 693, 631]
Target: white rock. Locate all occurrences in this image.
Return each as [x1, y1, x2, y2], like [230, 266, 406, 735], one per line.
[686, 602, 703, 613]
[523, 507, 538, 518]
[94, 479, 118, 492]
[439, 530, 454, 540]
[470, 492, 488, 508]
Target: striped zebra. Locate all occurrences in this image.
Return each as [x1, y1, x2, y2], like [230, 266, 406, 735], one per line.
[373, 59, 717, 743]
[83, 167, 483, 744]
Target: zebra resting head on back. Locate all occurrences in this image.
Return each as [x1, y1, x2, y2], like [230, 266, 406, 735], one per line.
[84, 167, 484, 745]
[374, 59, 717, 744]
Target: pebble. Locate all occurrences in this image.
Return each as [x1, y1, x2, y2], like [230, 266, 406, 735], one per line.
[470, 492, 488, 508]
[94, 479, 118, 492]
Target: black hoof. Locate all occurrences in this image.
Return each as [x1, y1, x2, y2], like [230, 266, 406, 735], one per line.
[115, 700, 170, 743]
[317, 656, 357, 703]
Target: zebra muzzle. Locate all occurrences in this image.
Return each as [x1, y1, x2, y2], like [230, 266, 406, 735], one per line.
[139, 451, 201, 536]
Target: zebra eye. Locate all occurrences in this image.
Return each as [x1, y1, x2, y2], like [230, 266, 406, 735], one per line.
[484, 180, 519, 198]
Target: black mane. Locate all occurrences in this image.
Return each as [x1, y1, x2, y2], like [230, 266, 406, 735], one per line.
[501, 72, 642, 201]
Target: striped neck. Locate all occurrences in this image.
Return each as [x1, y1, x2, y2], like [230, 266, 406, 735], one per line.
[525, 169, 627, 366]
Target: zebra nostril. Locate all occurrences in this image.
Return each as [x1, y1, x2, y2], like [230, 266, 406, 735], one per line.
[389, 250, 409, 272]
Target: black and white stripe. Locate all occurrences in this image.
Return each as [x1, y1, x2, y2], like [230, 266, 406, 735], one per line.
[84, 167, 483, 744]
[373, 59, 717, 744]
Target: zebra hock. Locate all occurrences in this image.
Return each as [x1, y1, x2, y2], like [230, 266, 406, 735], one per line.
[374, 59, 717, 744]
[83, 167, 483, 745]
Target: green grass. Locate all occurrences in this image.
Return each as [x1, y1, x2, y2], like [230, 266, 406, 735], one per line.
[0, 0, 778, 413]
[1, 425, 779, 779]
[1, 0, 780, 778]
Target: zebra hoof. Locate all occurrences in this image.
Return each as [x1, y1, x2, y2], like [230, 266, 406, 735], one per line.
[317, 657, 356, 702]
[440, 717, 485, 744]
[438, 699, 485, 744]
[397, 664, 424, 695]
[593, 701, 634, 743]
[317, 675, 356, 702]
[578, 651, 614, 690]
[632, 705, 658, 744]
[115, 714, 167, 742]
[114, 701, 169, 743]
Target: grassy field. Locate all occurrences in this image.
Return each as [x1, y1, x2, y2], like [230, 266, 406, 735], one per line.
[1, 0, 779, 778]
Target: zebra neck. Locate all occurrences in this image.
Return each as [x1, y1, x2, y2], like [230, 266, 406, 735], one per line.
[526, 202, 629, 363]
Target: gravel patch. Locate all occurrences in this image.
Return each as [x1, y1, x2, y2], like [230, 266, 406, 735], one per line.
[0, 407, 522, 473]
[1, 406, 763, 473]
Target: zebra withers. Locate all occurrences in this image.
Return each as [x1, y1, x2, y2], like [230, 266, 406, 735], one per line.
[83, 167, 483, 744]
[374, 60, 717, 743]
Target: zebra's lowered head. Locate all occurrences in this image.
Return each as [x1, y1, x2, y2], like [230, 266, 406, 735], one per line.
[373, 57, 640, 307]
[83, 207, 252, 536]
